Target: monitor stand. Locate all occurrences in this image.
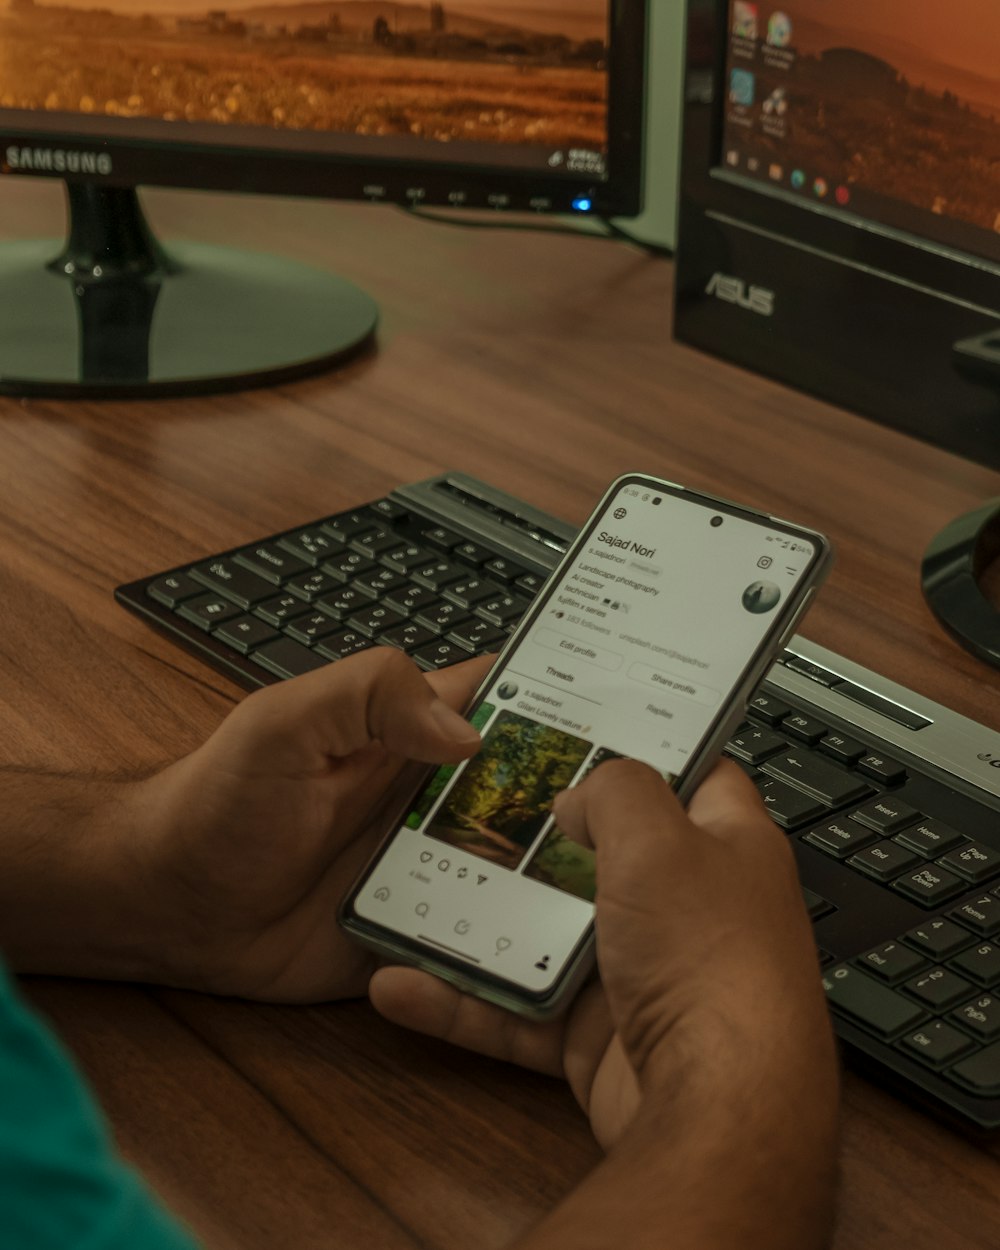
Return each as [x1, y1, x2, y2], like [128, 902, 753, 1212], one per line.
[0, 183, 378, 397]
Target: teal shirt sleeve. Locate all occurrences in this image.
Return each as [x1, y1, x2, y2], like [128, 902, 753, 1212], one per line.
[0, 961, 201, 1250]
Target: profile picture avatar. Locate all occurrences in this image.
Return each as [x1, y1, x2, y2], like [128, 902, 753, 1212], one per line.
[741, 580, 781, 614]
[497, 680, 519, 700]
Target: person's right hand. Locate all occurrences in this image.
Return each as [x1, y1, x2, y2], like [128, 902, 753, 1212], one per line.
[371, 758, 839, 1151]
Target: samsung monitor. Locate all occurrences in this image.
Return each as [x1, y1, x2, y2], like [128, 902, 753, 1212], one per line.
[674, 0, 1000, 474]
[0, 0, 646, 395]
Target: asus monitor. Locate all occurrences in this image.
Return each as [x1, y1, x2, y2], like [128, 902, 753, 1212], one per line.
[0, 0, 646, 395]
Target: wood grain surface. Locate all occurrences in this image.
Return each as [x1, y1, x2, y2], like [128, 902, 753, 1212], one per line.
[2, 178, 1000, 1248]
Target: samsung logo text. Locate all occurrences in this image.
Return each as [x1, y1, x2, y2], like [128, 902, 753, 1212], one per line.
[5, 146, 112, 175]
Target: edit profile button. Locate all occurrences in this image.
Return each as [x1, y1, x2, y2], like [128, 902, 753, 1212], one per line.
[535, 628, 622, 671]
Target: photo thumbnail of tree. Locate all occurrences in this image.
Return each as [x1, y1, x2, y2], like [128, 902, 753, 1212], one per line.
[404, 701, 495, 830]
[423, 709, 591, 871]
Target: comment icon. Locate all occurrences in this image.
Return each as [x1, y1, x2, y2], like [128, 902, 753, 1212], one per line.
[415, 902, 430, 918]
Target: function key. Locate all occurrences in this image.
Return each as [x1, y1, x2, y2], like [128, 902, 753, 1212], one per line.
[367, 498, 411, 523]
[857, 753, 907, 785]
[892, 865, 966, 908]
[234, 543, 310, 585]
[819, 731, 867, 766]
[322, 511, 376, 544]
[848, 840, 920, 882]
[452, 540, 495, 566]
[746, 692, 792, 726]
[780, 712, 829, 745]
[250, 637, 330, 679]
[851, 795, 922, 835]
[903, 917, 974, 960]
[894, 818, 967, 860]
[856, 941, 928, 984]
[949, 942, 1000, 988]
[483, 555, 529, 583]
[277, 528, 338, 566]
[939, 841, 1000, 885]
[147, 572, 203, 608]
[899, 1021, 977, 1069]
[951, 994, 1000, 1041]
[190, 559, 274, 609]
[422, 525, 462, 550]
[783, 655, 842, 687]
[178, 594, 242, 631]
[951, 896, 1000, 937]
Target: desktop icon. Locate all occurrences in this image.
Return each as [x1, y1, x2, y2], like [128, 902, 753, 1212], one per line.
[729, 69, 756, 107]
[768, 163, 783, 181]
[726, 149, 740, 167]
[747, 156, 760, 172]
[813, 177, 828, 198]
[835, 185, 851, 206]
[733, 2, 758, 40]
[767, 12, 792, 47]
[762, 85, 788, 118]
[791, 169, 805, 189]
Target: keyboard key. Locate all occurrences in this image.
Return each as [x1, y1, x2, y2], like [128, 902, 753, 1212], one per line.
[780, 712, 829, 745]
[411, 640, 469, 670]
[755, 776, 826, 830]
[948, 1041, 1000, 1096]
[381, 543, 434, 576]
[903, 918, 974, 960]
[146, 572, 203, 608]
[894, 818, 968, 859]
[900, 1021, 977, 1069]
[314, 630, 374, 661]
[380, 623, 437, 654]
[286, 612, 342, 645]
[949, 943, 1000, 988]
[346, 606, 406, 639]
[367, 498, 410, 523]
[285, 571, 345, 602]
[443, 576, 505, 610]
[412, 559, 467, 593]
[213, 615, 280, 655]
[802, 887, 835, 921]
[315, 587, 369, 620]
[903, 967, 972, 1010]
[278, 527, 339, 565]
[255, 593, 307, 627]
[514, 571, 546, 595]
[452, 539, 495, 566]
[422, 525, 462, 550]
[446, 619, 507, 654]
[951, 896, 1000, 937]
[415, 602, 470, 634]
[190, 559, 274, 609]
[475, 592, 532, 627]
[322, 511, 376, 544]
[320, 552, 376, 584]
[822, 965, 927, 1040]
[850, 795, 922, 835]
[351, 527, 400, 558]
[234, 543, 310, 584]
[857, 753, 907, 784]
[760, 750, 873, 807]
[783, 655, 841, 687]
[483, 555, 530, 583]
[352, 568, 409, 599]
[856, 942, 928, 985]
[178, 594, 242, 631]
[818, 731, 867, 765]
[939, 841, 1000, 885]
[848, 840, 920, 881]
[805, 818, 879, 860]
[384, 584, 442, 616]
[746, 692, 791, 726]
[952, 994, 1000, 1041]
[725, 725, 788, 766]
[892, 865, 966, 908]
[250, 637, 330, 679]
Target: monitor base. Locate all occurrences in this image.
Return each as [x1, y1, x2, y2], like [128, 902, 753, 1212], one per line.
[0, 184, 378, 398]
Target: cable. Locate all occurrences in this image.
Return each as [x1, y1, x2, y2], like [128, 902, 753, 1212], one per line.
[401, 205, 673, 259]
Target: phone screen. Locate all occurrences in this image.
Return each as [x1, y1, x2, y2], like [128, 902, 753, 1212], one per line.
[346, 477, 825, 1005]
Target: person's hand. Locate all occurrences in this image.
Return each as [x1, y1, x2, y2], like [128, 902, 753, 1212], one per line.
[371, 759, 838, 1151]
[122, 648, 492, 1001]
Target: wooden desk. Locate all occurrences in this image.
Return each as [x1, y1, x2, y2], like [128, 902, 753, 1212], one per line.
[2, 180, 1000, 1249]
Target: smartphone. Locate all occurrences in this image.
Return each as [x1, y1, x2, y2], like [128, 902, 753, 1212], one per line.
[340, 473, 832, 1018]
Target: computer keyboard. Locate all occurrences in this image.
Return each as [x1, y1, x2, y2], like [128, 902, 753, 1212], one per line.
[115, 472, 1000, 1132]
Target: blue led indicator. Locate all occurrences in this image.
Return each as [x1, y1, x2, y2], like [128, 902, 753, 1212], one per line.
[572, 196, 593, 213]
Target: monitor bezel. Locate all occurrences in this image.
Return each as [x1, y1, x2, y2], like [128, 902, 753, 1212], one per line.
[0, 0, 646, 218]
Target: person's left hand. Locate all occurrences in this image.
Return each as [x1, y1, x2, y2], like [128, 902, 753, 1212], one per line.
[123, 649, 491, 1001]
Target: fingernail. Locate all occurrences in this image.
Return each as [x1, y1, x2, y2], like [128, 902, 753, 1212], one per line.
[429, 699, 481, 745]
